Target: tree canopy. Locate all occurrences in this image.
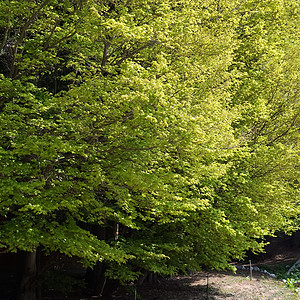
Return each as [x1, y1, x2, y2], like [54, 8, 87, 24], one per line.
[0, 0, 299, 291]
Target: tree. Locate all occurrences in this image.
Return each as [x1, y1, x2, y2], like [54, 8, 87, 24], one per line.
[226, 0, 300, 238]
[0, 0, 299, 299]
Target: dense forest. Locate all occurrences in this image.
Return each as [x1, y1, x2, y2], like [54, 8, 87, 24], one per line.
[0, 0, 299, 299]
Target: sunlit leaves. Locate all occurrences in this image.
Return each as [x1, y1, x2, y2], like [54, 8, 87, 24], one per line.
[0, 0, 299, 283]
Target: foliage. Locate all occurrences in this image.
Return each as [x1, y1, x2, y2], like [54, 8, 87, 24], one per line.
[259, 263, 300, 292]
[41, 270, 85, 296]
[0, 0, 299, 288]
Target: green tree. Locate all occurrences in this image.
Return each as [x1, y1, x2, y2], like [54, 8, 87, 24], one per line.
[227, 0, 300, 238]
[0, 0, 299, 299]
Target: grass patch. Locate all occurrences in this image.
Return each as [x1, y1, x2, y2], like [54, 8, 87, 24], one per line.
[258, 261, 300, 293]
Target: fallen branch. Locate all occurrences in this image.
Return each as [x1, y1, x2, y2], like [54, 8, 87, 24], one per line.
[287, 258, 300, 275]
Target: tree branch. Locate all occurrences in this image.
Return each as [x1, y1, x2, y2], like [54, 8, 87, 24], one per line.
[114, 39, 161, 66]
[0, 23, 10, 52]
[9, 0, 52, 77]
[42, 18, 60, 51]
[266, 113, 299, 146]
[46, 30, 77, 50]
[101, 40, 111, 68]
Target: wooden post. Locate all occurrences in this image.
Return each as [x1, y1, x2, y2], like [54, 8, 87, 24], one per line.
[206, 274, 209, 299]
[115, 223, 119, 240]
[249, 260, 253, 281]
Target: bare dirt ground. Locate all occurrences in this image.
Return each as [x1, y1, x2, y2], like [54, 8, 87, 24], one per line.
[2, 247, 298, 299]
[33, 248, 300, 299]
[114, 250, 300, 300]
[130, 269, 298, 300]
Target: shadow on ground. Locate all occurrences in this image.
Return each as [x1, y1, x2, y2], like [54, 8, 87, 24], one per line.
[125, 272, 240, 300]
[125, 269, 297, 300]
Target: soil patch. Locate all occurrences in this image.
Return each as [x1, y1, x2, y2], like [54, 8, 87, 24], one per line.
[120, 270, 298, 300]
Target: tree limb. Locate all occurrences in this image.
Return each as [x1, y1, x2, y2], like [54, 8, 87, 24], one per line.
[9, 0, 52, 77]
[0, 23, 10, 52]
[42, 18, 60, 51]
[114, 39, 161, 66]
[46, 30, 77, 50]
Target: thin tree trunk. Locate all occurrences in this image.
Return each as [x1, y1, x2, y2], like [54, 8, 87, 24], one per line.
[86, 261, 106, 296]
[85, 224, 118, 298]
[86, 225, 107, 296]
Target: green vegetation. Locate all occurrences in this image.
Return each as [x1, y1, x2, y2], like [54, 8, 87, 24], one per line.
[284, 268, 300, 291]
[259, 262, 300, 292]
[0, 0, 299, 298]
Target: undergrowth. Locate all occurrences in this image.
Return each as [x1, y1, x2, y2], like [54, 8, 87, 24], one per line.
[258, 261, 300, 293]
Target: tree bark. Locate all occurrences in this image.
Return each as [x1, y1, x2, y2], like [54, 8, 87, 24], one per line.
[85, 224, 119, 298]
[17, 251, 39, 300]
[86, 261, 106, 295]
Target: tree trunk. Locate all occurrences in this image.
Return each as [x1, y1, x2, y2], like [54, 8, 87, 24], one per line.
[86, 225, 107, 296]
[17, 251, 39, 300]
[86, 261, 106, 295]
[86, 262, 118, 299]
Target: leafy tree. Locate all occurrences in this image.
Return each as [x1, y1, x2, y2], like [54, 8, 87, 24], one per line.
[0, 0, 299, 299]
[227, 0, 300, 236]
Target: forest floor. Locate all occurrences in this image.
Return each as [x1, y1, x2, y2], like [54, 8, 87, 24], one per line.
[2, 248, 298, 299]
[110, 250, 300, 300]
[125, 269, 298, 300]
